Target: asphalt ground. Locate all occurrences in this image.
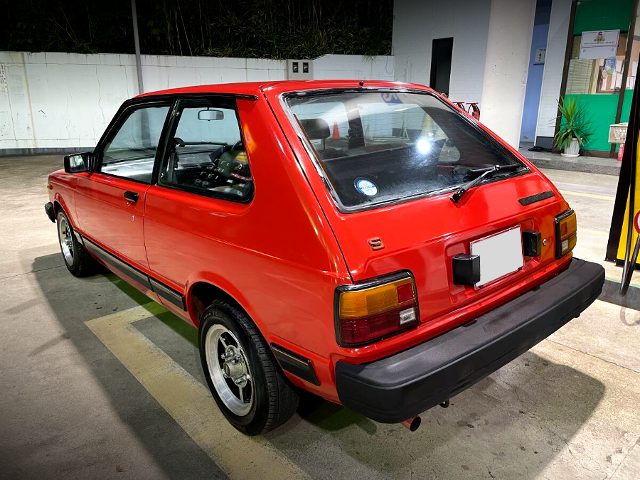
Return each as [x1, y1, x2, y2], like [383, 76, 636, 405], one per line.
[1, 155, 639, 480]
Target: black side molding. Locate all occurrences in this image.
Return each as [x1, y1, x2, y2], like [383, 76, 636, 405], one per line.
[84, 238, 152, 290]
[519, 190, 555, 206]
[271, 344, 320, 386]
[83, 237, 186, 311]
[149, 278, 186, 310]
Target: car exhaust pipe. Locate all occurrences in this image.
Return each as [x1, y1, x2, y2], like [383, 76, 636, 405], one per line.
[400, 400, 449, 431]
[401, 416, 421, 432]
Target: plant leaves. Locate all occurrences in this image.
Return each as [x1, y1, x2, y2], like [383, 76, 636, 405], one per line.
[554, 97, 594, 149]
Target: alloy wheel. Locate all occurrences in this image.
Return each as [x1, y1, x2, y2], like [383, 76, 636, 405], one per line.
[58, 216, 74, 265]
[205, 324, 254, 416]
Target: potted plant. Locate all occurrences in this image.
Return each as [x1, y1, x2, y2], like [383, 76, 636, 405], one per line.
[554, 97, 592, 157]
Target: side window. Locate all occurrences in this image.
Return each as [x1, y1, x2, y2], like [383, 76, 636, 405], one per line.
[159, 103, 252, 200]
[101, 105, 170, 184]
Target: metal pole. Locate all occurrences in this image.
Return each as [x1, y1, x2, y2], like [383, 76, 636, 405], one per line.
[611, 0, 639, 159]
[621, 234, 640, 296]
[131, 0, 144, 94]
[620, 54, 640, 295]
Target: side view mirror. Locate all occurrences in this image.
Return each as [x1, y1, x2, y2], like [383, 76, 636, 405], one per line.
[198, 109, 224, 121]
[64, 152, 94, 173]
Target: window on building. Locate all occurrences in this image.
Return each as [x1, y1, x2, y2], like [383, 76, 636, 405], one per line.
[565, 33, 630, 95]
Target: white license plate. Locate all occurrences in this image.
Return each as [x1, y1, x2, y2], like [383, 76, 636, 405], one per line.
[470, 226, 523, 287]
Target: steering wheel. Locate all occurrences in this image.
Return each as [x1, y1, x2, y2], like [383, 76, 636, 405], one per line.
[231, 140, 244, 151]
[173, 137, 186, 148]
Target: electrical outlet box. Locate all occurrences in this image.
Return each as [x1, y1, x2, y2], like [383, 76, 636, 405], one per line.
[287, 59, 313, 80]
[534, 48, 546, 65]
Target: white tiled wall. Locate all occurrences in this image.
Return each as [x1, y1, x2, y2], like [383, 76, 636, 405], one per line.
[392, 0, 491, 104]
[313, 55, 395, 81]
[0, 52, 393, 150]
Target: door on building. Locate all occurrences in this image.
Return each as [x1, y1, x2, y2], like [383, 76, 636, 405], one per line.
[430, 38, 454, 96]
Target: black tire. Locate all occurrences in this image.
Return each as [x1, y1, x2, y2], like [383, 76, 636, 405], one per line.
[198, 300, 299, 435]
[56, 210, 97, 277]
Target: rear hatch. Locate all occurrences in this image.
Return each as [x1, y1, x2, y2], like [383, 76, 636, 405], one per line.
[326, 171, 567, 324]
[283, 88, 570, 327]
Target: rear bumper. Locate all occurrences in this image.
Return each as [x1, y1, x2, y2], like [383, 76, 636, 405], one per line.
[45, 202, 55, 222]
[335, 258, 604, 423]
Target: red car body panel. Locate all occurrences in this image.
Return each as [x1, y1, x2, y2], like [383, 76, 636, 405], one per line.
[75, 173, 150, 268]
[48, 80, 578, 404]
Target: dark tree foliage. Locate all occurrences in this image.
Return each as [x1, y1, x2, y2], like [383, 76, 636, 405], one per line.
[1, 0, 393, 59]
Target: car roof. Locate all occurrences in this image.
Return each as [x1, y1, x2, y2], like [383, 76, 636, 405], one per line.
[137, 80, 433, 98]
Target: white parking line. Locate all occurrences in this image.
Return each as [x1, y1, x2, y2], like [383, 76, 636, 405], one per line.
[86, 304, 310, 480]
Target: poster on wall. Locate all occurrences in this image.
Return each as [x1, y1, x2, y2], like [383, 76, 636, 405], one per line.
[579, 29, 620, 59]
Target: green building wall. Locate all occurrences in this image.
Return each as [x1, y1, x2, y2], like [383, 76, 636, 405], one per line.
[565, 0, 634, 153]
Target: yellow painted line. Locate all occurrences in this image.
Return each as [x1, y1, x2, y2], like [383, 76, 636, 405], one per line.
[580, 228, 609, 236]
[86, 305, 310, 480]
[560, 190, 615, 201]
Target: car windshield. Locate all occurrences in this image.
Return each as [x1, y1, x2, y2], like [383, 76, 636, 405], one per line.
[284, 91, 525, 211]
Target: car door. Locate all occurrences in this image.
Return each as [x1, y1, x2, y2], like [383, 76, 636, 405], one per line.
[143, 96, 254, 293]
[75, 100, 172, 268]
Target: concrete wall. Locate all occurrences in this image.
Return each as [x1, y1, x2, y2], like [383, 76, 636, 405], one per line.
[0, 52, 393, 152]
[535, 0, 573, 145]
[392, 0, 491, 103]
[480, 0, 537, 148]
[312, 54, 394, 81]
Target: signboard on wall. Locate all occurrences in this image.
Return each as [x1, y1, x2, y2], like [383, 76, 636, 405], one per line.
[579, 29, 620, 59]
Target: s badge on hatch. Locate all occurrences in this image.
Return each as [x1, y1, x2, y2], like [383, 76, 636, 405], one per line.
[368, 237, 385, 251]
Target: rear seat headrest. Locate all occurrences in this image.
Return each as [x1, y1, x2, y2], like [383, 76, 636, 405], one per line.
[300, 118, 330, 140]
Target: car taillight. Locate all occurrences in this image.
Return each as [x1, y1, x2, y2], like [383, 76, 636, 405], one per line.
[335, 272, 419, 347]
[555, 209, 577, 258]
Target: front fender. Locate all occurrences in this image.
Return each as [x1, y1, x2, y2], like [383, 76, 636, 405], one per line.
[49, 172, 80, 230]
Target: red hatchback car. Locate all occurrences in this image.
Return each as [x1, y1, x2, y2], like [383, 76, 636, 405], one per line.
[45, 80, 604, 435]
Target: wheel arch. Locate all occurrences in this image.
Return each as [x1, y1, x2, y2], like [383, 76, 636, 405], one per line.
[53, 199, 64, 218]
[186, 277, 267, 336]
[52, 194, 79, 230]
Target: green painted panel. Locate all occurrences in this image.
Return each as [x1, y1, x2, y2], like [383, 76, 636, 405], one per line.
[620, 89, 634, 123]
[573, 0, 633, 34]
[616, 90, 634, 152]
[565, 94, 619, 151]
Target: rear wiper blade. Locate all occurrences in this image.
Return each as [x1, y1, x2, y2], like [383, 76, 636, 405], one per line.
[450, 164, 520, 203]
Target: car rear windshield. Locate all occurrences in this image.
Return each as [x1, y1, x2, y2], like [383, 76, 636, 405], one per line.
[284, 91, 525, 211]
